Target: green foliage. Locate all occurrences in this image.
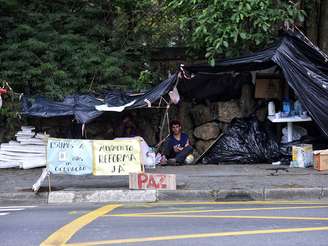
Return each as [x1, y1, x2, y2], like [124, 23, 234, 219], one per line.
[0, 0, 308, 99]
[0, 92, 23, 141]
[165, 0, 306, 62]
[0, 0, 168, 100]
[136, 70, 154, 90]
[0, 0, 311, 142]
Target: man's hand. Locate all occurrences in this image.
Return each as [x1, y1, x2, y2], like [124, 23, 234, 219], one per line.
[173, 145, 183, 152]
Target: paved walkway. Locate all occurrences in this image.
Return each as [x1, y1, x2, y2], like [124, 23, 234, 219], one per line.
[1, 164, 328, 204]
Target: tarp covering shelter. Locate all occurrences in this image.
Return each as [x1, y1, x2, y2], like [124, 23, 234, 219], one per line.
[181, 30, 328, 137]
[98, 73, 178, 111]
[177, 72, 252, 101]
[21, 74, 177, 124]
[21, 95, 103, 124]
[22, 30, 328, 137]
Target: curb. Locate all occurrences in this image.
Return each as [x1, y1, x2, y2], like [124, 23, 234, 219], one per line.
[157, 190, 216, 201]
[0, 192, 48, 204]
[1, 187, 328, 204]
[158, 188, 328, 202]
[48, 190, 157, 203]
[264, 188, 323, 200]
[44, 187, 328, 203]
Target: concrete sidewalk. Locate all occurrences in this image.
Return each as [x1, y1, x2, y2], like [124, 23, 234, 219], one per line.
[1, 164, 328, 204]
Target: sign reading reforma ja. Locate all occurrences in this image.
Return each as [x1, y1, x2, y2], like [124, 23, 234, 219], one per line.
[47, 138, 93, 175]
[93, 139, 142, 175]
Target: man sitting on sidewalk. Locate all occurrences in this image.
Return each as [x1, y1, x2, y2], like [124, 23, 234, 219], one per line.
[161, 120, 193, 165]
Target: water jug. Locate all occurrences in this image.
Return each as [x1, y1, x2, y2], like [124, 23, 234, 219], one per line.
[268, 101, 275, 116]
[282, 97, 291, 116]
[294, 100, 302, 116]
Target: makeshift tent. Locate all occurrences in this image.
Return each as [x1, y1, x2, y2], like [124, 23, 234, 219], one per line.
[21, 95, 103, 124]
[21, 74, 177, 124]
[21, 29, 328, 137]
[177, 72, 252, 101]
[98, 73, 178, 111]
[180, 29, 328, 137]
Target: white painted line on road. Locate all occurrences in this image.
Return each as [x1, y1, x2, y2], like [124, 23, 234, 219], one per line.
[0, 208, 24, 212]
[0, 206, 36, 213]
[0, 206, 36, 209]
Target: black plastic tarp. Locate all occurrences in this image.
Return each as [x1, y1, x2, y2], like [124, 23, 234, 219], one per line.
[21, 73, 177, 124]
[200, 117, 328, 164]
[103, 73, 177, 108]
[183, 46, 276, 74]
[182, 30, 328, 137]
[21, 95, 104, 124]
[177, 72, 252, 101]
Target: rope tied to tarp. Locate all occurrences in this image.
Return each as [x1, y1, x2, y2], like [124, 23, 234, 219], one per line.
[179, 64, 192, 80]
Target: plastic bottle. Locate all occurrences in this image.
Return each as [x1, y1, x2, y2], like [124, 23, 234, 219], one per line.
[268, 101, 276, 116]
[282, 97, 291, 117]
[294, 100, 302, 116]
[145, 148, 156, 169]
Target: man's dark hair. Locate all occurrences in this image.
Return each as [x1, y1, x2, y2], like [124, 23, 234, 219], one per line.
[170, 120, 181, 129]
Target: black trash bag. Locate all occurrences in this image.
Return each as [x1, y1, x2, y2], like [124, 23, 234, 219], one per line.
[201, 117, 281, 164]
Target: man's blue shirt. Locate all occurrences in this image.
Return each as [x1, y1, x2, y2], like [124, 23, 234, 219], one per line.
[167, 133, 189, 150]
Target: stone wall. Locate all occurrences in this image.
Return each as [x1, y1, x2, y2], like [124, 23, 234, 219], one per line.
[167, 83, 256, 159]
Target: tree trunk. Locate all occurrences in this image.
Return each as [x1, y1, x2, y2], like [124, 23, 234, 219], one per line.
[319, 0, 328, 52]
[305, 0, 320, 44]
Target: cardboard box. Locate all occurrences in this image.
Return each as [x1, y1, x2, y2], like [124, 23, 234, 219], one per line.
[313, 150, 328, 171]
[291, 144, 313, 168]
[255, 79, 281, 99]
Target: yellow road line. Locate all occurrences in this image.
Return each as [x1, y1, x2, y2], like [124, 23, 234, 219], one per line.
[106, 205, 328, 217]
[40, 204, 121, 246]
[66, 226, 328, 245]
[109, 213, 328, 221]
[143, 201, 328, 206]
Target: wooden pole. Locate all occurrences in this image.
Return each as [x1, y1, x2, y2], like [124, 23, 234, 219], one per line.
[48, 173, 52, 193]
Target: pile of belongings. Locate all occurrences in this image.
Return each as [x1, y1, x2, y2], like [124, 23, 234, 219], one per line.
[0, 126, 48, 169]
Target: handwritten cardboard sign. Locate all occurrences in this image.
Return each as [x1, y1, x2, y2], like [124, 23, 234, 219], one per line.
[93, 139, 143, 176]
[47, 138, 93, 175]
[129, 173, 176, 190]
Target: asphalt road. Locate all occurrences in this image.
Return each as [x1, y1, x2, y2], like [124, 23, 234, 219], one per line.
[1, 201, 328, 246]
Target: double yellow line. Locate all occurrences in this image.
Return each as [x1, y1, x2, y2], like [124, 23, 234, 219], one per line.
[41, 204, 121, 246]
[66, 226, 328, 245]
[106, 204, 328, 216]
[41, 202, 328, 245]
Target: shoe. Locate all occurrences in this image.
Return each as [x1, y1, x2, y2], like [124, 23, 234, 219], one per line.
[159, 156, 167, 166]
[167, 158, 177, 165]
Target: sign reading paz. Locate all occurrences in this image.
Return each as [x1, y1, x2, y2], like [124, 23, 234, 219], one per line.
[93, 139, 142, 175]
[47, 138, 93, 175]
[129, 173, 176, 190]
